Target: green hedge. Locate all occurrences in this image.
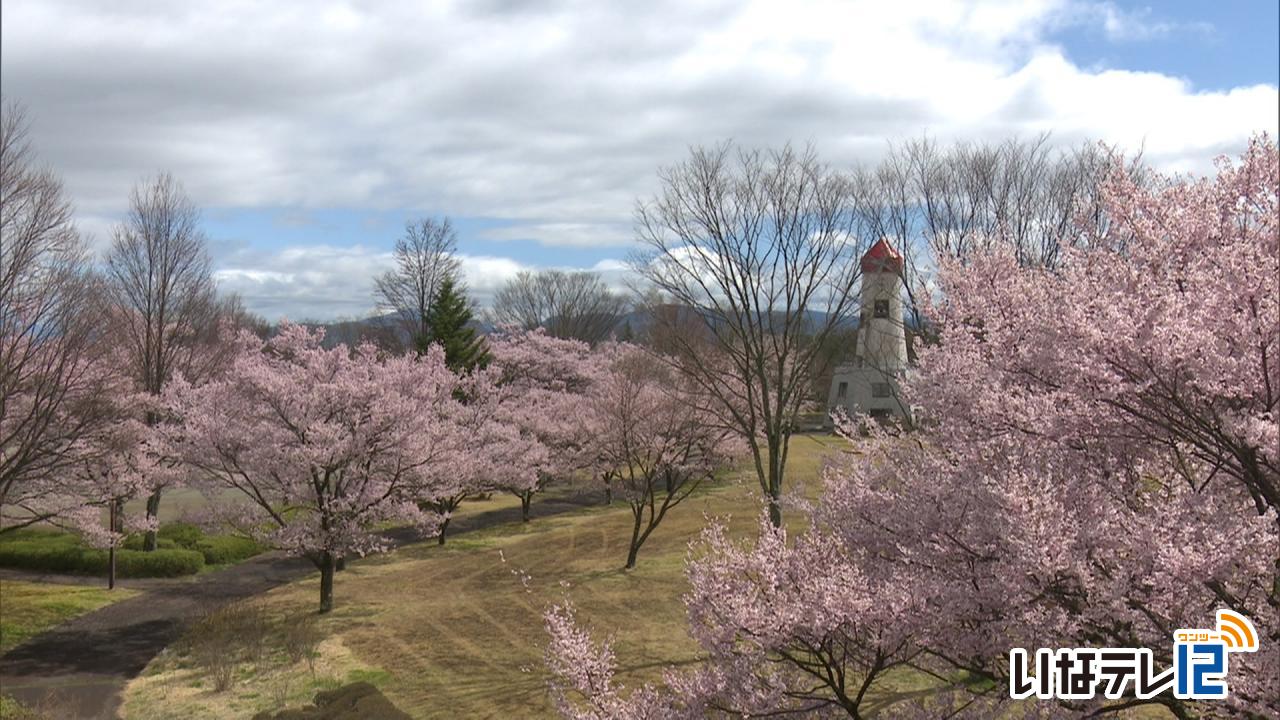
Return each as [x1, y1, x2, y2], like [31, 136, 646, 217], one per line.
[0, 542, 204, 577]
[157, 522, 204, 548]
[116, 523, 264, 565]
[121, 535, 177, 551]
[115, 548, 205, 577]
[194, 535, 262, 565]
[0, 522, 262, 576]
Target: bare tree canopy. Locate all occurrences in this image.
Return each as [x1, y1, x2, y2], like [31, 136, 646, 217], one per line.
[105, 170, 223, 548]
[106, 171, 221, 394]
[851, 134, 1147, 326]
[631, 142, 863, 526]
[490, 269, 628, 345]
[0, 100, 114, 529]
[219, 293, 273, 340]
[374, 216, 461, 349]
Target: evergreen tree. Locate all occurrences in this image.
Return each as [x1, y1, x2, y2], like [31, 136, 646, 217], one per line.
[421, 276, 489, 371]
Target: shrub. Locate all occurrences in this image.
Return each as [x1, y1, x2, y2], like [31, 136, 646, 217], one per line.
[152, 522, 263, 565]
[195, 535, 262, 565]
[0, 528, 68, 543]
[281, 612, 322, 671]
[0, 541, 203, 577]
[183, 602, 272, 692]
[0, 542, 91, 574]
[157, 522, 204, 548]
[121, 535, 177, 551]
[114, 549, 205, 577]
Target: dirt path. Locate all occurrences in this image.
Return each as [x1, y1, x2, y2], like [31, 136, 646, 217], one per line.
[0, 492, 602, 719]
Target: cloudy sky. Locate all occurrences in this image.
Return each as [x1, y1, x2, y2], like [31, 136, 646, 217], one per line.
[3, 0, 1276, 321]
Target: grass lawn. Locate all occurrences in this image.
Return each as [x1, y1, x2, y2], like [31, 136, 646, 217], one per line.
[0, 579, 140, 654]
[120, 432, 1178, 719]
[123, 435, 853, 719]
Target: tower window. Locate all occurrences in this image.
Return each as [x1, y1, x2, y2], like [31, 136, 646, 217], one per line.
[874, 300, 890, 318]
[836, 381, 848, 399]
[872, 382, 892, 398]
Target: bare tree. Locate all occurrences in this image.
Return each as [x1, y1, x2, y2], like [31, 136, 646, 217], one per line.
[490, 269, 628, 344]
[373, 217, 461, 350]
[849, 134, 1147, 329]
[632, 142, 862, 526]
[105, 171, 222, 549]
[0, 101, 115, 531]
[219, 293, 273, 339]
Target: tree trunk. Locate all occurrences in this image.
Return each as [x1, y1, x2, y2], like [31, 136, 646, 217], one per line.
[521, 492, 532, 522]
[625, 511, 643, 570]
[335, 555, 346, 571]
[108, 501, 117, 590]
[142, 489, 163, 550]
[767, 436, 784, 527]
[437, 516, 450, 545]
[319, 552, 336, 614]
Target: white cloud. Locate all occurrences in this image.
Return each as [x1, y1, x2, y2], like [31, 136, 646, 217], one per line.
[3, 0, 1274, 317]
[481, 222, 633, 248]
[211, 244, 537, 321]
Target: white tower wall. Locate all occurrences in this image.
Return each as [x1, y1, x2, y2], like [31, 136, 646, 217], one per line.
[856, 269, 908, 373]
[825, 240, 911, 425]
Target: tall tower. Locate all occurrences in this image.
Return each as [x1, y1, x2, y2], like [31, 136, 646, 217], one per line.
[826, 239, 910, 423]
[855, 238, 908, 374]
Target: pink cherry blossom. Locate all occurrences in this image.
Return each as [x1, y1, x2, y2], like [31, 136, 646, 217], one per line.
[163, 322, 466, 612]
[546, 137, 1278, 718]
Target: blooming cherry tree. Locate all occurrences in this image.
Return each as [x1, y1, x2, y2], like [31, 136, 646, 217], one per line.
[546, 138, 1279, 717]
[165, 323, 462, 612]
[415, 363, 546, 544]
[488, 329, 602, 521]
[582, 345, 741, 569]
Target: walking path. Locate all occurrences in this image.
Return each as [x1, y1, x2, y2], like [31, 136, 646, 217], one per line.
[0, 493, 602, 719]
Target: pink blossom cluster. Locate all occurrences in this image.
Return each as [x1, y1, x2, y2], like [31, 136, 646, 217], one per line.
[161, 324, 463, 562]
[157, 325, 615, 609]
[487, 329, 607, 517]
[545, 138, 1278, 717]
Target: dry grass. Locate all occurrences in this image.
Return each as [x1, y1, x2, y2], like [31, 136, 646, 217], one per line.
[120, 433, 1179, 719]
[122, 633, 380, 720]
[122, 435, 844, 719]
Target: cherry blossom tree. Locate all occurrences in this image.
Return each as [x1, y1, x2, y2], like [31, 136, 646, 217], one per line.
[582, 345, 740, 569]
[414, 364, 545, 544]
[487, 329, 602, 521]
[69, 396, 156, 589]
[164, 323, 462, 613]
[546, 138, 1279, 718]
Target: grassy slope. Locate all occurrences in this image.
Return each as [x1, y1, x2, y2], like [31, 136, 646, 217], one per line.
[0, 579, 140, 654]
[124, 435, 842, 719]
[122, 433, 1175, 719]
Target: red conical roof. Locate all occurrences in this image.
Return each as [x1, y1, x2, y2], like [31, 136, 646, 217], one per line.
[860, 238, 903, 273]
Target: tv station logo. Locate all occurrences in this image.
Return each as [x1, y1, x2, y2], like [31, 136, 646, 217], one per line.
[1009, 609, 1258, 701]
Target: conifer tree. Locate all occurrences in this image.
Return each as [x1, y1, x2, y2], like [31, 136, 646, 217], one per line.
[421, 276, 489, 371]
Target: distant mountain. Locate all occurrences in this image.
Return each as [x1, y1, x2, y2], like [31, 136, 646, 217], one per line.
[305, 303, 921, 350]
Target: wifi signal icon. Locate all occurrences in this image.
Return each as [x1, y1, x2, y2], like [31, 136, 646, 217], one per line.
[1216, 610, 1258, 652]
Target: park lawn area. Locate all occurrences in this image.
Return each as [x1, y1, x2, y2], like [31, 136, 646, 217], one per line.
[119, 433, 1177, 719]
[124, 435, 868, 719]
[0, 579, 139, 654]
